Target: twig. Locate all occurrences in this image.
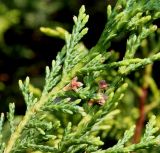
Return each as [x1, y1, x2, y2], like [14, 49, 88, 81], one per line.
[133, 88, 147, 143]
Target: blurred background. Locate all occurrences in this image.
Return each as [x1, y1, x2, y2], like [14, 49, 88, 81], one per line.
[0, 0, 110, 114]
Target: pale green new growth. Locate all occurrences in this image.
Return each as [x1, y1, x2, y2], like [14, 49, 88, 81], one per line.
[7, 103, 15, 134]
[63, 5, 89, 75]
[40, 27, 67, 40]
[19, 77, 38, 109]
[0, 113, 5, 153]
[1, 0, 160, 153]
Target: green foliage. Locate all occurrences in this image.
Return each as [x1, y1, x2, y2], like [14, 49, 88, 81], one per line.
[0, 113, 5, 153]
[93, 116, 160, 153]
[7, 103, 15, 134]
[1, 0, 160, 153]
[19, 77, 38, 110]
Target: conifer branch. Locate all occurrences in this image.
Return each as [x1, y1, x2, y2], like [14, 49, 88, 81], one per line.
[1, 1, 160, 153]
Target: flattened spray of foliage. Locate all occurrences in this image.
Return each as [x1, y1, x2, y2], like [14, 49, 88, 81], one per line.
[1, 0, 160, 152]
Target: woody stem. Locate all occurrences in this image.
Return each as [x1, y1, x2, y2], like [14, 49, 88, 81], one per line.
[133, 87, 147, 143]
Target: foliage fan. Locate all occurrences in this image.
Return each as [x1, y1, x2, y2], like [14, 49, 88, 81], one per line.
[1, 0, 160, 153]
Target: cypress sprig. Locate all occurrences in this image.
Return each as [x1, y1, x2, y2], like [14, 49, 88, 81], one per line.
[0, 113, 5, 153]
[43, 98, 86, 116]
[7, 103, 15, 134]
[19, 77, 38, 109]
[62, 5, 89, 76]
[1, 1, 160, 153]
